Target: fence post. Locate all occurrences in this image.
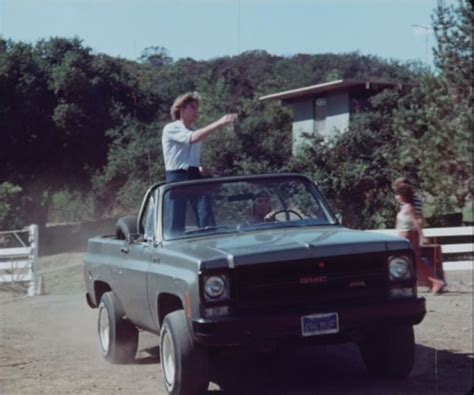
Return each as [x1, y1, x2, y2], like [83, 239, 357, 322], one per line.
[27, 224, 39, 296]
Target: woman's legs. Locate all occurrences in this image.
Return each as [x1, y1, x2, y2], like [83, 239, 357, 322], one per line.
[400, 230, 445, 293]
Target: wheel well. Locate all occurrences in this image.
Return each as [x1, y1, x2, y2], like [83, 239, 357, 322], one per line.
[94, 281, 112, 305]
[158, 293, 184, 326]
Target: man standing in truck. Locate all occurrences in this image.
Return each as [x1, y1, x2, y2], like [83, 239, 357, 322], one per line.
[162, 92, 238, 233]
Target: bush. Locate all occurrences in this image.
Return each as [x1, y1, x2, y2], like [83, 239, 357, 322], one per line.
[0, 182, 23, 230]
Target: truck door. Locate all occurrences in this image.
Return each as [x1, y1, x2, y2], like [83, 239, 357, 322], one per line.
[115, 242, 153, 328]
[114, 192, 158, 329]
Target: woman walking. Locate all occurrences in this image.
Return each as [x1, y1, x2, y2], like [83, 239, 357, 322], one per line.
[394, 184, 445, 294]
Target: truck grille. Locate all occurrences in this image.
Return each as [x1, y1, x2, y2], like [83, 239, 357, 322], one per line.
[233, 252, 388, 311]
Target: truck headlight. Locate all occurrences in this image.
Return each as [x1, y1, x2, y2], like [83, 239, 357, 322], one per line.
[388, 255, 413, 280]
[203, 274, 229, 300]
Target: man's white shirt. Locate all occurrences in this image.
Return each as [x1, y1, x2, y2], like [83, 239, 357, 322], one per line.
[162, 120, 202, 170]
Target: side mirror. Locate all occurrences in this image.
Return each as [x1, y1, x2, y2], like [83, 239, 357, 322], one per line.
[335, 213, 343, 224]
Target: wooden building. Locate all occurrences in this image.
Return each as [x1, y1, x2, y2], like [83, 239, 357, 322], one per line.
[260, 79, 400, 154]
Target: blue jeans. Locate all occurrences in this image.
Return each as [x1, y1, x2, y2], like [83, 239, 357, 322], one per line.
[165, 168, 215, 235]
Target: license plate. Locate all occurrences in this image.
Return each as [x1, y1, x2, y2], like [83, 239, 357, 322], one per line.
[301, 313, 339, 337]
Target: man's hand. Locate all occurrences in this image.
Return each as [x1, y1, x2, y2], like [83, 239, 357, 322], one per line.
[264, 210, 278, 222]
[218, 113, 238, 126]
[191, 113, 238, 143]
[199, 167, 223, 177]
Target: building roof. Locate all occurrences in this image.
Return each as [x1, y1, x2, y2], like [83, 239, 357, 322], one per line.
[259, 79, 399, 102]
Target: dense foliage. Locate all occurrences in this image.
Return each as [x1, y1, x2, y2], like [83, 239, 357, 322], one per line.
[0, 37, 144, 227]
[387, 0, 473, 219]
[0, 1, 471, 230]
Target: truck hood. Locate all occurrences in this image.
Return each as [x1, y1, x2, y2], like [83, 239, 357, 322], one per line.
[162, 226, 410, 270]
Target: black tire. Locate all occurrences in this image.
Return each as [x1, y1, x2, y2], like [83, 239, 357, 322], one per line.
[116, 215, 138, 240]
[160, 310, 209, 395]
[359, 325, 415, 379]
[97, 292, 138, 364]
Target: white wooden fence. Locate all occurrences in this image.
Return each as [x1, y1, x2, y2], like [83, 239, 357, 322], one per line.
[0, 225, 40, 295]
[369, 226, 473, 271]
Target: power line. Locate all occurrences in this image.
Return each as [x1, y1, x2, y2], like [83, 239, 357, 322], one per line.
[237, 0, 240, 54]
[0, 0, 4, 37]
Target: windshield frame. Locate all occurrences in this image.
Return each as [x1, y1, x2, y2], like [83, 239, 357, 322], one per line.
[158, 173, 339, 242]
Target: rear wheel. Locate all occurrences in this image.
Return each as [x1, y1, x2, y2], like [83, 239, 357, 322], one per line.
[98, 292, 138, 363]
[160, 310, 209, 395]
[359, 325, 415, 379]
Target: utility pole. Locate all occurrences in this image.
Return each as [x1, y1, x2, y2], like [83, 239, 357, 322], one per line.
[237, 0, 241, 55]
[412, 24, 434, 65]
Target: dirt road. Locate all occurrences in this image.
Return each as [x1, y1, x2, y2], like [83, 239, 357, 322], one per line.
[1, 253, 473, 394]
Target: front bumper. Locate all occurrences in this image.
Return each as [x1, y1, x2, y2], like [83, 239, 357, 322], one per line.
[192, 297, 426, 347]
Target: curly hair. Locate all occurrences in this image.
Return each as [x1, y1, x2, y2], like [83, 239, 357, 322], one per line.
[170, 92, 201, 120]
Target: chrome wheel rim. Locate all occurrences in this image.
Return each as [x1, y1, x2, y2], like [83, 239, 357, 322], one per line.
[161, 329, 176, 388]
[98, 305, 110, 354]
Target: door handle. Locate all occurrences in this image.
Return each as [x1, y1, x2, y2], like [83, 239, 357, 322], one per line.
[152, 257, 160, 263]
[120, 246, 129, 254]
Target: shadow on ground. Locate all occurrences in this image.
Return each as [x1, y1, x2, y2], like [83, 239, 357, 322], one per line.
[129, 340, 473, 394]
[206, 343, 472, 394]
[135, 346, 161, 365]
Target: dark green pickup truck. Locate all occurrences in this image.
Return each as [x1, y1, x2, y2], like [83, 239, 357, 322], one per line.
[84, 173, 426, 395]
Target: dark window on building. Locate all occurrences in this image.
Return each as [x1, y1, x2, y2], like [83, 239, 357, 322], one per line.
[314, 97, 327, 134]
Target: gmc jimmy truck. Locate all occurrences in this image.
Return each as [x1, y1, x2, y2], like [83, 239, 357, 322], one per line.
[84, 173, 426, 395]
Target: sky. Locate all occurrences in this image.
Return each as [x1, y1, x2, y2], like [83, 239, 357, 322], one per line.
[0, 0, 456, 66]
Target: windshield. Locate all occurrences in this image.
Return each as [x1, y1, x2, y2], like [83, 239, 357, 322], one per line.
[162, 176, 337, 240]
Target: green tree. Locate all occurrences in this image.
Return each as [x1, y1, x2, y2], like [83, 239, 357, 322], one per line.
[0, 37, 140, 229]
[392, 0, 473, 214]
[433, 0, 473, 99]
[0, 182, 22, 229]
[92, 119, 165, 215]
[393, 74, 472, 213]
[139, 46, 173, 67]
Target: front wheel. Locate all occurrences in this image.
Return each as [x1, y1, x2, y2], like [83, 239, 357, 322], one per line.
[97, 292, 138, 364]
[359, 325, 415, 379]
[160, 310, 209, 395]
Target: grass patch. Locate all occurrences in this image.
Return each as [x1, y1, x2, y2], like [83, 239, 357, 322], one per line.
[462, 201, 473, 223]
